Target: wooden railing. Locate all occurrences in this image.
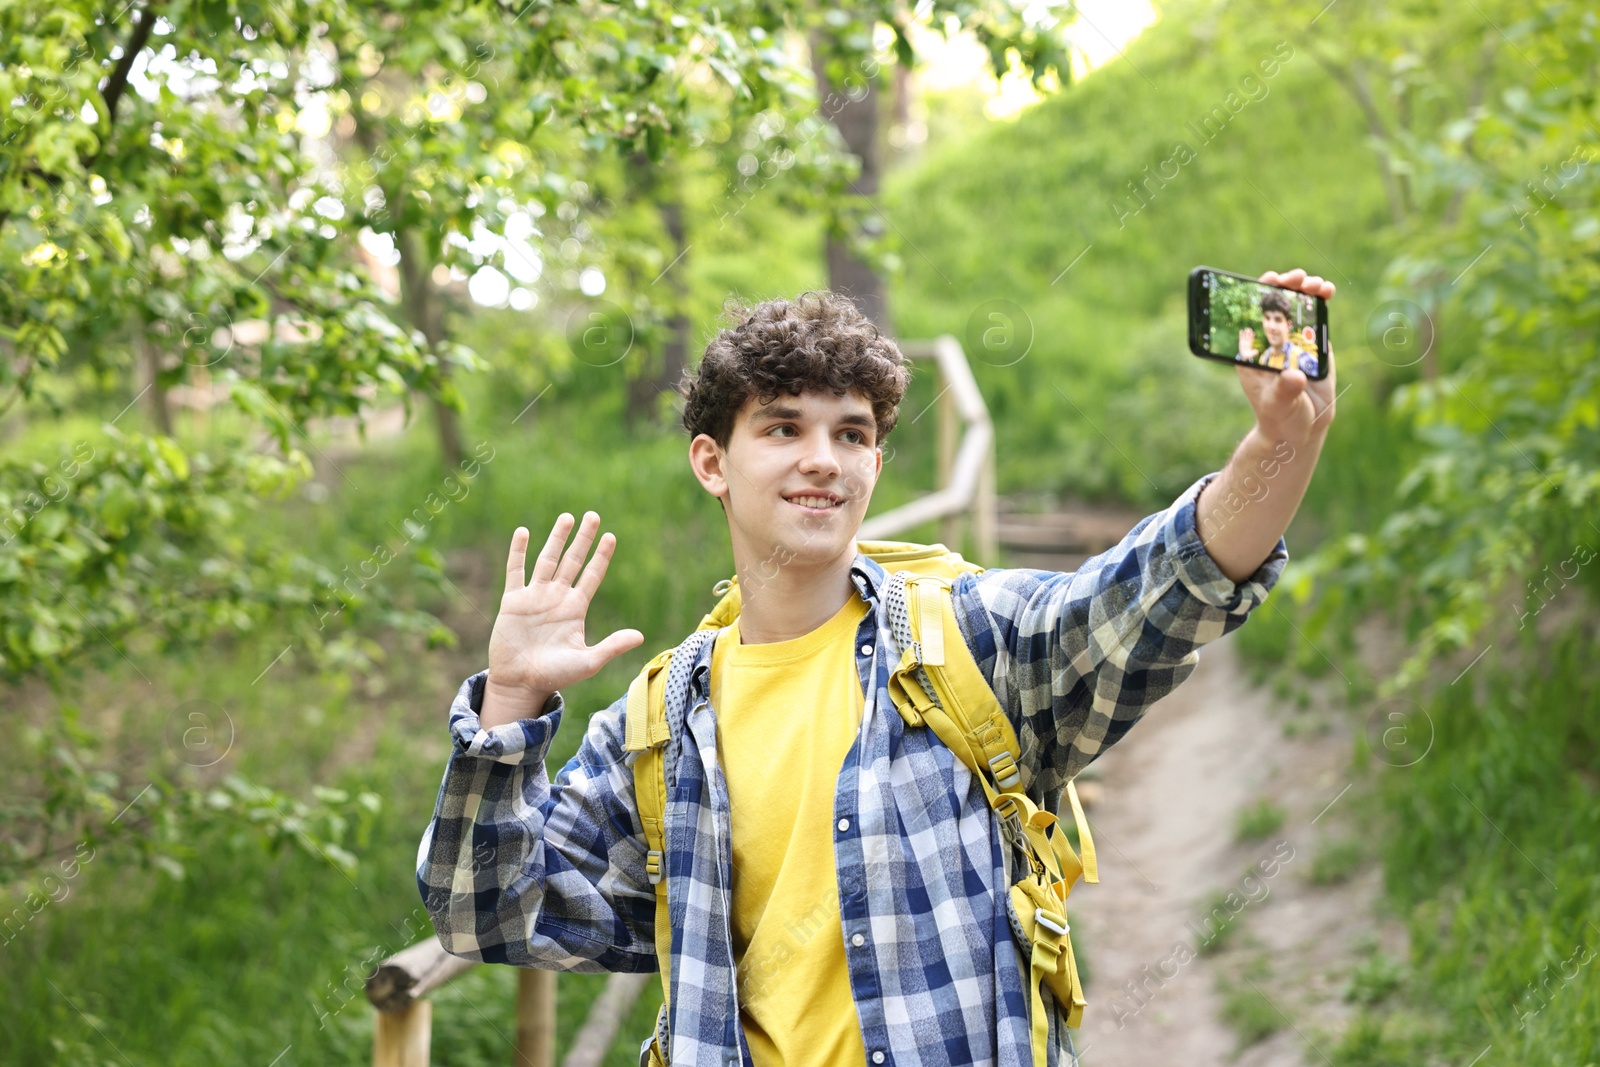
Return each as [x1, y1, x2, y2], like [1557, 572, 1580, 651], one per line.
[857, 334, 998, 561]
[367, 334, 994, 1065]
[365, 935, 649, 1067]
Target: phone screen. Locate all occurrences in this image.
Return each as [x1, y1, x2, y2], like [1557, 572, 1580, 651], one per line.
[1189, 267, 1328, 379]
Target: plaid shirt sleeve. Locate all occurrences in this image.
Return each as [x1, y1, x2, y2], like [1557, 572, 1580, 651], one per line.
[951, 470, 1288, 800]
[415, 671, 658, 973]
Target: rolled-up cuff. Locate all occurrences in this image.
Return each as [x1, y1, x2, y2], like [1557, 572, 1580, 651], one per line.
[1165, 472, 1289, 614]
[446, 670, 565, 765]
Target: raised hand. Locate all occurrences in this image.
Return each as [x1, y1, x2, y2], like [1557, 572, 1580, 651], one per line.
[480, 512, 644, 729]
[1234, 268, 1338, 448]
[1237, 326, 1258, 360]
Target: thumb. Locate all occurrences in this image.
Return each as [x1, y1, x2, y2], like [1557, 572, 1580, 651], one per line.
[594, 628, 645, 664]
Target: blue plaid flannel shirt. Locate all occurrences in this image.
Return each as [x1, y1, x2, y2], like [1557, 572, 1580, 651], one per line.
[417, 471, 1287, 1067]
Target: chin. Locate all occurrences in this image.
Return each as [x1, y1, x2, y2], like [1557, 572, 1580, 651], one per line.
[775, 526, 856, 563]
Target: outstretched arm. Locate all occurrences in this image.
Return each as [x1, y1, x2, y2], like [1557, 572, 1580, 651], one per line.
[952, 474, 1287, 801]
[947, 267, 1336, 798]
[1198, 267, 1338, 583]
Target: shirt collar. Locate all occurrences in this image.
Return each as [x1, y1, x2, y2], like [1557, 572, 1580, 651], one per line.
[689, 550, 886, 697]
[849, 550, 887, 603]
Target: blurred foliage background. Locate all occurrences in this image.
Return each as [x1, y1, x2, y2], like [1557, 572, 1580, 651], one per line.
[2, 0, 1596, 1063]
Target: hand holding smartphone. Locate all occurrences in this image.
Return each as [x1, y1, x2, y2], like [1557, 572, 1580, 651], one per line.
[1188, 266, 1330, 380]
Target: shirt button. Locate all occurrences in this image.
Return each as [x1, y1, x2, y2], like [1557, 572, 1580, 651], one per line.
[837, 818, 850, 832]
[851, 933, 866, 947]
[860, 643, 873, 656]
[872, 1052, 886, 1064]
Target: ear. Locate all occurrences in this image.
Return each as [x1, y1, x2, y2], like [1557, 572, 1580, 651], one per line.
[689, 433, 729, 502]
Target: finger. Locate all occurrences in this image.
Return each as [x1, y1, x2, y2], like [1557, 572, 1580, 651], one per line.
[1321, 279, 1337, 299]
[1258, 270, 1280, 285]
[504, 526, 530, 596]
[1276, 268, 1308, 287]
[593, 628, 645, 664]
[532, 513, 574, 583]
[1301, 275, 1326, 294]
[575, 529, 618, 601]
[555, 511, 600, 585]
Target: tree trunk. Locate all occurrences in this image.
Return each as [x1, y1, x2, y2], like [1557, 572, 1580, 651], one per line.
[395, 230, 464, 469]
[624, 153, 690, 429]
[809, 27, 889, 333]
[140, 333, 173, 435]
[350, 98, 465, 469]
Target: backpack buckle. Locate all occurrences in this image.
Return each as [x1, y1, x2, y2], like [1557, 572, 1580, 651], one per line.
[987, 751, 1021, 790]
[1035, 908, 1069, 937]
[646, 849, 663, 885]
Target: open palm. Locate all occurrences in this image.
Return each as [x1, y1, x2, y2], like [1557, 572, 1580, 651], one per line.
[486, 512, 644, 713]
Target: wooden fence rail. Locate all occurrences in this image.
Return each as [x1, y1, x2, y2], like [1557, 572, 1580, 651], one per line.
[857, 334, 997, 561]
[365, 935, 646, 1067]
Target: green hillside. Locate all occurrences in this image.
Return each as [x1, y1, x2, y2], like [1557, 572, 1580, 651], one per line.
[886, 0, 1409, 527]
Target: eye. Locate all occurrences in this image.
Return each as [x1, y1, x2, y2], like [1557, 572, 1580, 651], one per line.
[841, 430, 866, 445]
[768, 424, 797, 438]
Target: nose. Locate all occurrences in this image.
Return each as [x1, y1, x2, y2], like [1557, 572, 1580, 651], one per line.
[798, 427, 843, 477]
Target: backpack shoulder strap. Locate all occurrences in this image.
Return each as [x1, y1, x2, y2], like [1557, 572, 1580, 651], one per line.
[624, 648, 674, 868]
[622, 628, 718, 1063]
[623, 647, 677, 1028]
[888, 571, 1099, 1060]
[887, 570, 1098, 884]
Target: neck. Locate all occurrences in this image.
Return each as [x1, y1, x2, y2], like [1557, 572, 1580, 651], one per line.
[732, 544, 859, 644]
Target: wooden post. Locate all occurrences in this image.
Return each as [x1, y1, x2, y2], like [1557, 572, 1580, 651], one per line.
[367, 937, 478, 1013]
[976, 442, 998, 565]
[856, 335, 996, 563]
[373, 1000, 432, 1067]
[515, 968, 556, 1067]
[561, 973, 652, 1067]
[936, 373, 960, 551]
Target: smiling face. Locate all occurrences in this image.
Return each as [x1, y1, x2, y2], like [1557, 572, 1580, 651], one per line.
[689, 389, 883, 576]
[1261, 308, 1292, 347]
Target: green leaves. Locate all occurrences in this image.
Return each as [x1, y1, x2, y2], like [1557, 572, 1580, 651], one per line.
[1298, 4, 1600, 693]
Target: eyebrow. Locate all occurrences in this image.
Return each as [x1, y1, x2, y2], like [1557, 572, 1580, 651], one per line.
[747, 403, 876, 434]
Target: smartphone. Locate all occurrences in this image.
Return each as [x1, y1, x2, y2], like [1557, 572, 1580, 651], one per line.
[1187, 266, 1329, 379]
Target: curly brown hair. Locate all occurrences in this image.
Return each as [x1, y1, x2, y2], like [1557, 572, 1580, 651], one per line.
[678, 291, 912, 451]
[1259, 288, 1295, 319]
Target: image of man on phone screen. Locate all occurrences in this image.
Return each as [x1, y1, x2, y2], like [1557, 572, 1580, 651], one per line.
[1239, 289, 1318, 375]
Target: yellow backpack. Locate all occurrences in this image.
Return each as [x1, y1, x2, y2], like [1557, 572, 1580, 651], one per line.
[622, 541, 1098, 1067]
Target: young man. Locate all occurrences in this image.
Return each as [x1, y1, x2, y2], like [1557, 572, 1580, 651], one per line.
[418, 270, 1337, 1067]
[1238, 287, 1321, 377]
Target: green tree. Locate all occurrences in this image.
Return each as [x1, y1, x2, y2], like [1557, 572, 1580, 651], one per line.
[0, 0, 810, 884]
[1285, 1, 1600, 689]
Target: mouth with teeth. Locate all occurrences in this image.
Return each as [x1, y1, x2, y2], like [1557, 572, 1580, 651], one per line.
[783, 492, 845, 514]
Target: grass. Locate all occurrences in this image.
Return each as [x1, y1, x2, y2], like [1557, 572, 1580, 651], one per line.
[1193, 890, 1242, 957]
[1309, 837, 1365, 886]
[1343, 953, 1406, 1007]
[1234, 799, 1287, 842]
[1255, 626, 1600, 1064]
[1219, 958, 1282, 1049]
[1327, 1012, 1442, 1067]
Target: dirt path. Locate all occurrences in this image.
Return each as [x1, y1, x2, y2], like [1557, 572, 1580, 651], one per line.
[1066, 632, 1407, 1066]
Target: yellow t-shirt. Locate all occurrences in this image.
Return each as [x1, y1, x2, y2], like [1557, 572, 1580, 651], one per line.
[710, 590, 872, 1067]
